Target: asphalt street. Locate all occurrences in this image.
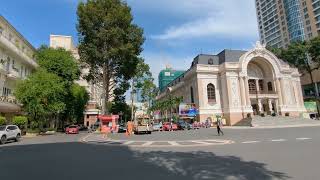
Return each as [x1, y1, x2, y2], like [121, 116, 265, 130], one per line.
[0, 127, 319, 180]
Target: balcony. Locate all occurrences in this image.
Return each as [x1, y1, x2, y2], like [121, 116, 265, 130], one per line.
[0, 34, 38, 68]
[6, 67, 20, 80]
[249, 90, 278, 99]
[0, 96, 21, 113]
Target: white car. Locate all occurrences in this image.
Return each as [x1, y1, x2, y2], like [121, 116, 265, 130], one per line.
[0, 125, 21, 144]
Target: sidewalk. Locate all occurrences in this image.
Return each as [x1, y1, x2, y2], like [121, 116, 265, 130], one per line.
[226, 116, 320, 129]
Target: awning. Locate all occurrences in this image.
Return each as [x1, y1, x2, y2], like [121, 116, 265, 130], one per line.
[97, 115, 119, 122]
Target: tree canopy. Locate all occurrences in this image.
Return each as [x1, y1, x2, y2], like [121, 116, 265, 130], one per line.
[15, 69, 66, 123]
[36, 46, 80, 84]
[268, 37, 320, 98]
[77, 0, 145, 114]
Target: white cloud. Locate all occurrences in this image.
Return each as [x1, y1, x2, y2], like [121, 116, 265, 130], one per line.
[127, 0, 258, 40]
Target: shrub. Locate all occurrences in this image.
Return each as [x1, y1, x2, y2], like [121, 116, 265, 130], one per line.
[0, 116, 6, 125]
[30, 121, 39, 129]
[13, 116, 28, 129]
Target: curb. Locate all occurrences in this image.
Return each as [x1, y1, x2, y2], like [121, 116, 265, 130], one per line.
[224, 123, 320, 129]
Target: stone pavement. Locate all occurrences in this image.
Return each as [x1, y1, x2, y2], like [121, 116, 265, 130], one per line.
[251, 116, 320, 128]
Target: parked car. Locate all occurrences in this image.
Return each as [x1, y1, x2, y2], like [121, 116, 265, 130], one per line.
[0, 125, 21, 144]
[117, 124, 127, 133]
[177, 120, 192, 130]
[162, 122, 178, 131]
[65, 125, 79, 134]
[152, 123, 163, 131]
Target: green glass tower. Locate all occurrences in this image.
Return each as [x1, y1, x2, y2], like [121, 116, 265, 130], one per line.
[158, 67, 185, 92]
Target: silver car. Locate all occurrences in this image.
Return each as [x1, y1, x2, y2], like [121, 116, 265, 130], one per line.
[0, 125, 21, 144]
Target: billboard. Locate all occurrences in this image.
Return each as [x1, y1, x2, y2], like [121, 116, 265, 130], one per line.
[179, 103, 198, 117]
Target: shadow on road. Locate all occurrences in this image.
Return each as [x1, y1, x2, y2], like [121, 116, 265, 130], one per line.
[0, 142, 289, 180]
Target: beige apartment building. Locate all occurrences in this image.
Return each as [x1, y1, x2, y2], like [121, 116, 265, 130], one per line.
[256, 0, 320, 101]
[0, 16, 38, 120]
[156, 42, 306, 125]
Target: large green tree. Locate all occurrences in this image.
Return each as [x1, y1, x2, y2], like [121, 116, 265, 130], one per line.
[268, 37, 320, 97]
[36, 46, 80, 84]
[77, 0, 145, 114]
[36, 46, 84, 124]
[15, 69, 66, 128]
[70, 84, 90, 124]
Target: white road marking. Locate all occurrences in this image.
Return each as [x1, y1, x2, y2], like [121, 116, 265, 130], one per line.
[123, 141, 134, 145]
[142, 141, 154, 146]
[271, 139, 287, 142]
[168, 141, 180, 146]
[191, 141, 212, 145]
[241, 141, 260, 144]
[296, 138, 312, 140]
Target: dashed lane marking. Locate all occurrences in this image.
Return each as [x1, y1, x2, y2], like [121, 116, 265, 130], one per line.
[296, 138, 312, 141]
[271, 139, 287, 142]
[123, 141, 134, 145]
[168, 141, 180, 146]
[241, 141, 260, 144]
[191, 141, 212, 145]
[142, 141, 154, 146]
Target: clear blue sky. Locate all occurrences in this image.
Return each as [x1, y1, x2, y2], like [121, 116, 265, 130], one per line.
[1, 0, 259, 82]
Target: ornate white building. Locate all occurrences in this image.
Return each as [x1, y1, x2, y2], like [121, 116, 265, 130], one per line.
[0, 16, 38, 120]
[157, 42, 306, 125]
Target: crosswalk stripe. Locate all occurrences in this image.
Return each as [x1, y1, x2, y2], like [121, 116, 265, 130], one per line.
[123, 141, 134, 145]
[191, 141, 212, 145]
[141, 141, 153, 146]
[271, 139, 286, 142]
[296, 138, 312, 140]
[242, 141, 260, 144]
[168, 141, 180, 146]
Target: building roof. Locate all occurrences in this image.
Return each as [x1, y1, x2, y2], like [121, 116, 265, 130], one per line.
[192, 49, 247, 67]
[0, 15, 36, 52]
[161, 49, 248, 92]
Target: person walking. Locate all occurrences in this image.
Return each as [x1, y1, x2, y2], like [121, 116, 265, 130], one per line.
[170, 119, 173, 131]
[216, 117, 224, 136]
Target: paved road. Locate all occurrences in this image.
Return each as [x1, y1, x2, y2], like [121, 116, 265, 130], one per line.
[1, 127, 320, 180]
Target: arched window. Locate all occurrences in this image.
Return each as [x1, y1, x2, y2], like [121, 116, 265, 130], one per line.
[267, 82, 273, 91]
[248, 79, 256, 94]
[207, 83, 216, 103]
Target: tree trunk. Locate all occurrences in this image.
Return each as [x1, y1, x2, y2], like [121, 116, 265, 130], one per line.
[308, 71, 319, 97]
[102, 62, 110, 115]
[308, 71, 320, 115]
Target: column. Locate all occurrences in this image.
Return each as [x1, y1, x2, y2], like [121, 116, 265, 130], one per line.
[268, 99, 273, 114]
[280, 78, 287, 105]
[244, 77, 250, 106]
[255, 79, 260, 94]
[275, 78, 283, 106]
[239, 76, 246, 107]
[275, 99, 279, 115]
[258, 99, 263, 114]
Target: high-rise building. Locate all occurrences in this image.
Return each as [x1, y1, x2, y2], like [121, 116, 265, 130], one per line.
[256, 0, 320, 104]
[0, 16, 38, 120]
[158, 66, 185, 92]
[255, 0, 320, 48]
